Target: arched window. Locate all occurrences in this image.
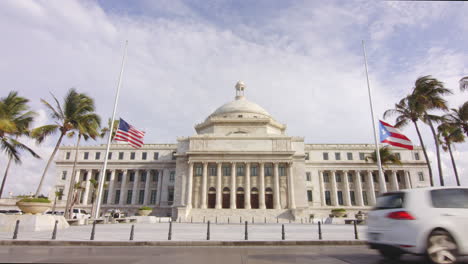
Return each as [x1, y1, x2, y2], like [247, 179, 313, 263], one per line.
[251, 187, 259, 194]
[236, 187, 244, 193]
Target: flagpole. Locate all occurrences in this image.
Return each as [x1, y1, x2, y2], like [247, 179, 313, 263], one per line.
[92, 41, 128, 218]
[362, 40, 387, 194]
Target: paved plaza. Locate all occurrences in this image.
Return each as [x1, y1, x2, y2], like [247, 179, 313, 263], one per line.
[1, 245, 467, 264]
[0, 222, 366, 241]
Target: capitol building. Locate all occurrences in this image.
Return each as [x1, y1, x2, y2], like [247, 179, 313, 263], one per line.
[53, 82, 430, 221]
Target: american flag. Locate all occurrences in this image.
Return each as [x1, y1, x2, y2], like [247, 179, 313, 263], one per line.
[379, 120, 413, 150]
[113, 118, 145, 149]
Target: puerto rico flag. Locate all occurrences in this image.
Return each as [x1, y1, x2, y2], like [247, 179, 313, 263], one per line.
[113, 118, 145, 149]
[379, 120, 413, 150]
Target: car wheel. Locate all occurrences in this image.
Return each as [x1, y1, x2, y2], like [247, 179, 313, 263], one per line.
[378, 248, 402, 260]
[426, 230, 458, 264]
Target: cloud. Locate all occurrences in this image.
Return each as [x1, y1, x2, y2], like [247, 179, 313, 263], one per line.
[0, 0, 466, 196]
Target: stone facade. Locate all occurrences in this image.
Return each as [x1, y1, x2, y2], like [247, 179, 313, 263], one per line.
[52, 82, 430, 220]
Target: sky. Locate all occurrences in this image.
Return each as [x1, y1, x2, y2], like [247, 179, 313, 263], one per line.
[0, 0, 467, 197]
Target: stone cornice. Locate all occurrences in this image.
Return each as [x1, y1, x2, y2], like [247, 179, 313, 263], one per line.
[305, 143, 424, 151]
[58, 143, 177, 150]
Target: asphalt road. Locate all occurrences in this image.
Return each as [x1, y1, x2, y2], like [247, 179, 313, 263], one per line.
[1, 246, 467, 264]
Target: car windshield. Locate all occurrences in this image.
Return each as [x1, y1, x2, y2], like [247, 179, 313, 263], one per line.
[431, 189, 468, 208]
[73, 209, 79, 213]
[374, 192, 405, 210]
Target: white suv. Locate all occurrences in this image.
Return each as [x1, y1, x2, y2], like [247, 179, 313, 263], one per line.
[367, 187, 468, 264]
[71, 208, 91, 219]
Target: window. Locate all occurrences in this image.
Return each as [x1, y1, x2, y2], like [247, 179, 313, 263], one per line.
[84, 152, 89, 160]
[169, 171, 175, 182]
[431, 189, 468, 208]
[347, 152, 353, 160]
[305, 152, 309, 160]
[129, 171, 135, 182]
[195, 166, 203, 176]
[152, 170, 158, 182]
[363, 191, 368, 205]
[115, 190, 120, 204]
[209, 166, 216, 176]
[150, 190, 157, 204]
[118, 152, 124, 160]
[172, 151, 176, 160]
[306, 172, 311, 181]
[372, 172, 378, 183]
[279, 166, 286, 176]
[251, 166, 258, 176]
[142, 152, 147, 160]
[94, 173, 99, 181]
[397, 174, 402, 183]
[61, 171, 67, 180]
[414, 152, 420, 160]
[337, 191, 344, 205]
[348, 173, 353, 182]
[323, 172, 329, 183]
[396, 153, 401, 160]
[359, 153, 365, 160]
[323, 152, 329, 160]
[130, 152, 135, 160]
[335, 152, 341, 160]
[153, 152, 159, 160]
[117, 172, 123, 182]
[167, 186, 174, 202]
[265, 164, 272, 176]
[138, 190, 145, 204]
[236, 165, 245, 176]
[307, 190, 313, 202]
[384, 174, 389, 183]
[126, 190, 132, 204]
[375, 192, 405, 210]
[108, 152, 112, 160]
[350, 191, 356, 205]
[105, 171, 111, 181]
[141, 171, 147, 182]
[361, 173, 366, 183]
[66, 152, 71, 160]
[103, 190, 108, 204]
[222, 166, 231, 176]
[95, 152, 101, 160]
[325, 191, 331, 205]
[418, 172, 424, 181]
[336, 173, 341, 182]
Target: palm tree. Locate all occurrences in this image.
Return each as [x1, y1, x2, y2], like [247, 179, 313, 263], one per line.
[68, 182, 84, 218]
[460, 76, 468, 92]
[63, 115, 100, 219]
[366, 146, 402, 167]
[437, 122, 465, 186]
[0, 92, 41, 198]
[31, 89, 100, 196]
[51, 189, 64, 213]
[411, 76, 452, 186]
[444, 102, 468, 136]
[99, 118, 119, 140]
[384, 96, 434, 186]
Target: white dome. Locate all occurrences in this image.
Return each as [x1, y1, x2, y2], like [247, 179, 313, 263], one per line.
[208, 97, 271, 119]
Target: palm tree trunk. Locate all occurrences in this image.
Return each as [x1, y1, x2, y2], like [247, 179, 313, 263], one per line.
[412, 120, 434, 186]
[447, 143, 460, 186]
[426, 117, 444, 186]
[64, 134, 81, 219]
[0, 157, 13, 198]
[35, 132, 65, 197]
[52, 195, 57, 212]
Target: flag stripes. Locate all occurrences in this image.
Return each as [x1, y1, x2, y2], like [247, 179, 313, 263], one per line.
[114, 118, 145, 149]
[379, 120, 413, 150]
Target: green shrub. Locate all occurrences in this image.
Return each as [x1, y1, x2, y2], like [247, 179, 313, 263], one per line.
[139, 206, 152, 211]
[18, 197, 51, 203]
[331, 208, 346, 213]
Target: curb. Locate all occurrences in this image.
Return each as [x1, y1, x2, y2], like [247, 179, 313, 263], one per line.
[0, 240, 367, 247]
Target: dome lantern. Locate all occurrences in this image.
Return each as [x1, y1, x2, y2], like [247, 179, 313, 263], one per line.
[235, 81, 246, 100]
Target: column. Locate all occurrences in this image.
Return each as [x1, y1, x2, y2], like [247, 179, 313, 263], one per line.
[186, 164, 193, 209]
[108, 170, 116, 204]
[215, 162, 222, 209]
[286, 163, 295, 209]
[82, 170, 91, 205]
[391, 170, 399, 191]
[404, 171, 412, 189]
[330, 170, 338, 206]
[131, 170, 139, 204]
[143, 170, 151, 204]
[355, 171, 364, 206]
[259, 162, 266, 209]
[273, 163, 281, 209]
[230, 162, 237, 209]
[119, 170, 127, 205]
[343, 170, 351, 206]
[318, 170, 326, 206]
[367, 171, 377, 206]
[200, 162, 208, 209]
[245, 163, 251, 209]
[156, 170, 164, 205]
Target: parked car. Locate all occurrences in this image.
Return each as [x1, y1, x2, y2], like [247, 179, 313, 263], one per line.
[45, 211, 64, 215]
[6, 210, 22, 215]
[71, 208, 90, 219]
[367, 187, 468, 264]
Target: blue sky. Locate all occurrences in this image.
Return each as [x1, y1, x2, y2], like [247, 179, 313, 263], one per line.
[0, 0, 466, 195]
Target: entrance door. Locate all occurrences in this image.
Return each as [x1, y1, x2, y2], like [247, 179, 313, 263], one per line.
[222, 187, 230, 209]
[208, 193, 216, 208]
[265, 188, 274, 209]
[251, 187, 259, 209]
[236, 194, 244, 208]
